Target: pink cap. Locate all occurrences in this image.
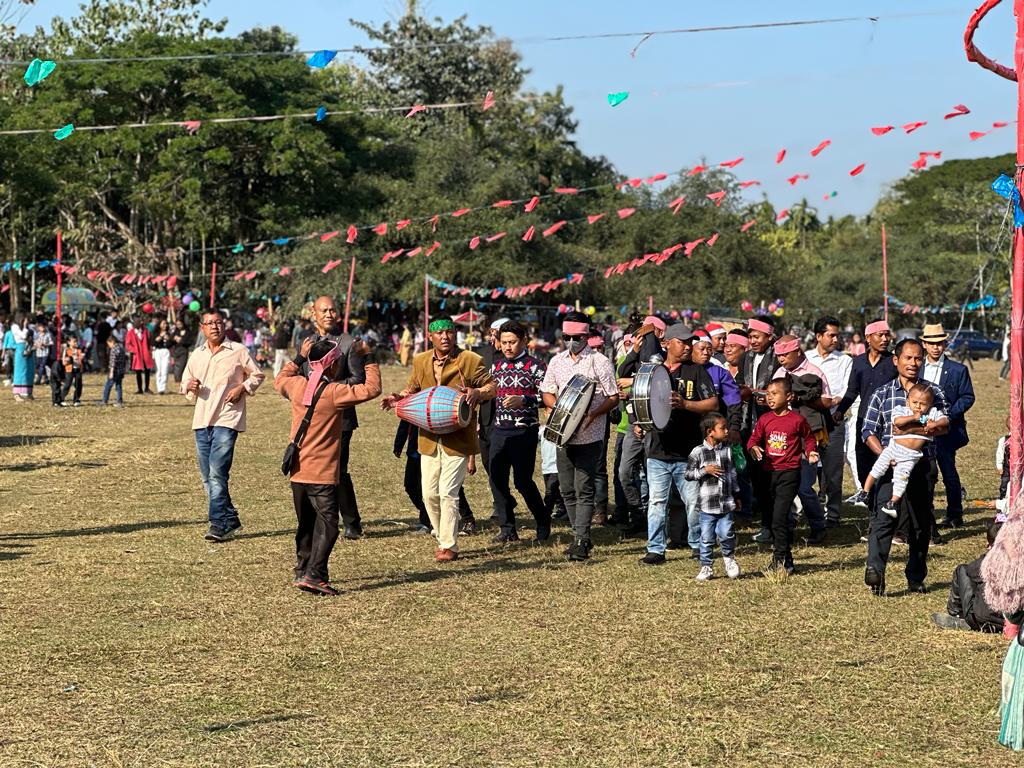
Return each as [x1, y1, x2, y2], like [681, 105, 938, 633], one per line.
[587, 336, 604, 348]
[725, 332, 749, 348]
[773, 338, 800, 355]
[747, 318, 774, 335]
[623, 334, 634, 347]
[705, 322, 726, 336]
[562, 320, 590, 336]
[865, 320, 891, 336]
[643, 315, 666, 331]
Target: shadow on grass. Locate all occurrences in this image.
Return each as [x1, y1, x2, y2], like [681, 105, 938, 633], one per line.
[0, 542, 32, 561]
[342, 556, 546, 593]
[4, 460, 106, 473]
[1, 519, 198, 541]
[203, 712, 311, 733]
[0, 434, 71, 448]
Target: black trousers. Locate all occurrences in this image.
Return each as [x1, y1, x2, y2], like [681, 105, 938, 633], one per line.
[404, 454, 474, 528]
[479, 424, 493, 476]
[292, 482, 340, 582]
[337, 430, 361, 528]
[60, 370, 83, 403]
[135, 369, 151, 393]
[770, 468, 801, 566]
[820, 421, 846, 523]
[543, 472, 566, 518]
[749, 453, 773, 529]
[866, 458, 936, 585]
[948, 563, 1002, 631]
[854, 424, 875, 487]
[488, 426, 551, 535]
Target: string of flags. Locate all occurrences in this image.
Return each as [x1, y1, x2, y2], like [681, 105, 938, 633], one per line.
[886, 292, 997, 315]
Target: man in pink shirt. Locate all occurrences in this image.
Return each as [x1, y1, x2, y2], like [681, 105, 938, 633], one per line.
[181, 309, 265, 542]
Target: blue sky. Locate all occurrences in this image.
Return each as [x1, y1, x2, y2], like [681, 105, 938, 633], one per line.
[18, 1, 1022, 216]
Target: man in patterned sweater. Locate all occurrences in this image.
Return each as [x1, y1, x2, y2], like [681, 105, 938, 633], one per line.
[488, 321, 551, 543]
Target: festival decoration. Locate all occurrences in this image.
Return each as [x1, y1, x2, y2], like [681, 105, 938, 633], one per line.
[53, 124, 74, 141]
[141, 302, 154, 314]
[188, 300, 201, 312]
[607, 92, 629, 107]
[23, 58, 56, 87]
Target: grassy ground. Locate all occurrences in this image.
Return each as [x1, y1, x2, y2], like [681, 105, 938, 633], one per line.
[0, 359, 1014, 767]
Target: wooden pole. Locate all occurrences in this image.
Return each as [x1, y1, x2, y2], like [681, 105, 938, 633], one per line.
[648, 295, 653, 315]
[343, 256, 356, 334]
[209, 261, 217, 308]
[881, 223, 889, 324]
[55, 231, 62, 353]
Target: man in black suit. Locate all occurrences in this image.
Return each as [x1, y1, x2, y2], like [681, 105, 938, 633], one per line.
[307, 296, 367, 539]
[920, 323, 976, 528]
[736, 317, 777, 544]
[473, 318, 507, 532]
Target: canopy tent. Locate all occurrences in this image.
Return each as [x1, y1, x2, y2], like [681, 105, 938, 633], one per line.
[451, 309, 485, 326]
[40, 287, 104, 311]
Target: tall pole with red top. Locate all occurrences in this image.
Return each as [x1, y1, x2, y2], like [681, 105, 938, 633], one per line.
[55, 230, 63, 352]
[965, 0, 1024, 501]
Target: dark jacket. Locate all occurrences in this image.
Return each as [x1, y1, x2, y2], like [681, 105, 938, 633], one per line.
[932, 357, 975, 451]
[302, 329, 366, 432]
[477, 343, 498, 428]
[736, 346, 776, 433]
[790, 373, 835, 435]
[949, 555, 1002, 631]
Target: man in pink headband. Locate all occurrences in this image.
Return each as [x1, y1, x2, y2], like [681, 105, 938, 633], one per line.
[540, 311, 619, 560]
[737, 318, 777, 543]
[276, 337, 382, 595]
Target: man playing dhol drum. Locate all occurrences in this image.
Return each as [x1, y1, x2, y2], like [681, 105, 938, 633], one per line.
[381, 318, 496, 562]
[540, 311, 619, 561]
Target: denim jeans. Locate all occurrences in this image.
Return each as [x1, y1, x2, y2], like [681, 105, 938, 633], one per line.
[793, 458, 827, 533]
[102, 375, 123, 404]
[699, 511, 736, 566]
[646, 458, 699, 554]
[194, 426, 240, 530]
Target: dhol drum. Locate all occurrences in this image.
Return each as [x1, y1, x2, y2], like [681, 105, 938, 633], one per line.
[395, 386, 471, 435]
[631, 361, 672, 431]
[543, 374, 596, 447]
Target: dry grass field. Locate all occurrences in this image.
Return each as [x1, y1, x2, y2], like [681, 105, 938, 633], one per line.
[0, 359, 1014, 767]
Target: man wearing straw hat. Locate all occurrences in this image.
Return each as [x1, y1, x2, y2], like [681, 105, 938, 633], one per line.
[920, 323, 975, 529]
[381, 318, 495, 562]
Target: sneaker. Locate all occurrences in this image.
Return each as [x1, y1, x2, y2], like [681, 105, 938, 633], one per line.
[113, 402, 124, 408]
[411, 524, 432, 535]
[807, 528, 827, 545]
[71, 401, 82, 407]
[204, 526, 228, 542]
[639, 552, 666, 566]
[458, 519, 478, 536]
[695, 565, 714, 581]
[892, 535, 907, 547]
[491, 530, 520, 544]
[846, 490, 869, 508]
[881, 501, 898, 519]
[567, 539, 590, 561]
[937, 517, 963, 529]
[907, 581, 927, 594]
[723, 556, 741, 579]
[930, 612, 971, 631]
[752, 527, 773, 544]
[296, 577, 339, 596]
[864, 566, 885, 596]
[59, 402, 69, 407]
[222, 521, 243, 539]
[931, 529, 945, 546]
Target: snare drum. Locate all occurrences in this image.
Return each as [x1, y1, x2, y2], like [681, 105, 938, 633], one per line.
[543, 374, 596, 447]
[631, 361, 672, 431]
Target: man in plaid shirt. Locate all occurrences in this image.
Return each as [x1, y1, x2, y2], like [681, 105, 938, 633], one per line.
[685, 412, 741, 580]
[860, 338, 949, 596]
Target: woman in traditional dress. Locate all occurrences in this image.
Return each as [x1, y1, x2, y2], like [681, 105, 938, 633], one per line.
[9, 312, 35, 401]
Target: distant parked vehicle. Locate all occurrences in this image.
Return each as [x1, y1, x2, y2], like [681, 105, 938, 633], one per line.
[947, 329, 1002, 360]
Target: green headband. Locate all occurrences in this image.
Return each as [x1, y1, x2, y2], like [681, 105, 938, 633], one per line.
[428, 319, 455, 333]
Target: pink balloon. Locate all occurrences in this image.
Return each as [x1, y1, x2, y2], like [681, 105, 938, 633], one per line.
[768, 303, 778, 313]
[692, 311, 701, 320]
[669, 310, 680, 319]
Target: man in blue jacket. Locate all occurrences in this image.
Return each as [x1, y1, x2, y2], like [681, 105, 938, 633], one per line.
[920, 324, 975, 528]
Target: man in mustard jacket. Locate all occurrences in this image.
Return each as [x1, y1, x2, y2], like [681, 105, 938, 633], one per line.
[382, 318, 496, 562]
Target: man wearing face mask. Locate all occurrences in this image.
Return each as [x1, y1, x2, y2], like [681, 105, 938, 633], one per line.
[541, 311, 620, 561]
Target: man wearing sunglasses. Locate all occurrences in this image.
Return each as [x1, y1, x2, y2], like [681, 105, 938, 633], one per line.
[181, 308, 265, 542]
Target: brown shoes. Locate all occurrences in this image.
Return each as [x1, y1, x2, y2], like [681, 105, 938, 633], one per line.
[435, 548, 459, 562]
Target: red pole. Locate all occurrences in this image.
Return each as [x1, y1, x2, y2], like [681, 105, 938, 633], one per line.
[209, 261, 217, 307]
[882, 222, 889, 324]
[343, 256, 356, 334]
[1012, 0, 1024, 503]
[423, 275, 430, 352]
[55, 230, 62, 352]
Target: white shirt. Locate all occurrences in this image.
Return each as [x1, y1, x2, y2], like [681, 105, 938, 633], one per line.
[922, 356, 944, 385]
[805, 347, 853, 412]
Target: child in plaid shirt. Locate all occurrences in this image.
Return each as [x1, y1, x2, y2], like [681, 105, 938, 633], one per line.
[685, 412, 741, 581]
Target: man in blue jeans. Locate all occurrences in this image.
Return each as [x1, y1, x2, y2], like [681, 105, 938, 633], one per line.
[637, 324, 718, 565]
[181, 308, 265, 541]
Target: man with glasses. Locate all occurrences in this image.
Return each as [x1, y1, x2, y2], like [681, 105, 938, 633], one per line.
[181, 308, 265, 542]
[306, 296, 367, 540]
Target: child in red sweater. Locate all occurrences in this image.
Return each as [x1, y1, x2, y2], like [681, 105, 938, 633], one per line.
[747, 377, 819, 574]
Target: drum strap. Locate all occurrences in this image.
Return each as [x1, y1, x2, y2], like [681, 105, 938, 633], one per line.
[291, 379, 331, 447]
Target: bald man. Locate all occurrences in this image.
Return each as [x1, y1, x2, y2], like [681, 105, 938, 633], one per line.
[305, 296, 367, 539]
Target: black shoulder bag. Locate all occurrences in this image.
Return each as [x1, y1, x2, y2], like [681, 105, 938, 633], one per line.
[281, 378, 330, 476]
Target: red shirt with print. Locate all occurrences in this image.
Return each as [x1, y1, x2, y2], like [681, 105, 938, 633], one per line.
[747, 409, 816, 471]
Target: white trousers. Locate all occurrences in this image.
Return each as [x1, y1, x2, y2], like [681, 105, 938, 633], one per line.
[153, 348, 171, 393]
[420, 446, 468, 552]
[273, 349, 290, 378]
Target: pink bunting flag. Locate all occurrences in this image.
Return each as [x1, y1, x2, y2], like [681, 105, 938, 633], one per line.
[739, 180, 761, 188]
[322, 260, 342, 273]
[543, 221, 567, 237]
[706, 191, 726, 206]
[451, 208, 471, 217]
[279, 267, 291, 276]
[920, 151, 942, 159]
[396, 219, 411, 230]
[944, 104, 970, 119]
[486, 232, 507, 242]
[994, 121, 1010, 128]
[705, 232, 719, 247]
[372, 222, 387, 236]
[320, 231, 340, 242]
[524, 196, 539, 212]
[569, 273, 584, 284]
[903, 121, 927, 134]
[183, 120, 202, 135]
[492, 200, 514, 208]
[428, 214, 440, 232]
[849, 163, 866, 176]
[740, 219, 756, 232]
[245, 271, 258, 280]
[554, 187, 578, 195]
[684, 238, 706, 258]
[406, 246, 423, 257]
[617, 208, 636, 219]
[810, 139, 832, 157]
[233, 272, 245, 282]
[522, 226, 535, 242]
[970, 130, 988, 141]
[587, 213, 607, 224]
[425, 242, 440, 257]
[669, 196, 686, 215]
[786, 174, 809, 186]
[468, 236, 481, 250]
[482, 90, 495, 111]
[87, 270, 99, 280]
[776, 149, 786, 164]
[346, 225, 358, 243]
[687, 165, 706, 176]
[776, 209, 791, 221]
[911, 157, 927, 170]
[719, 157, 744, 168]
[660, 244, 683, 261]
[604, 266, 615, 279]
[0, 284, 7, 293]
[627, 178, 643, 187]
[405, 105, 427, 118]
[646, 173, 667, 183]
